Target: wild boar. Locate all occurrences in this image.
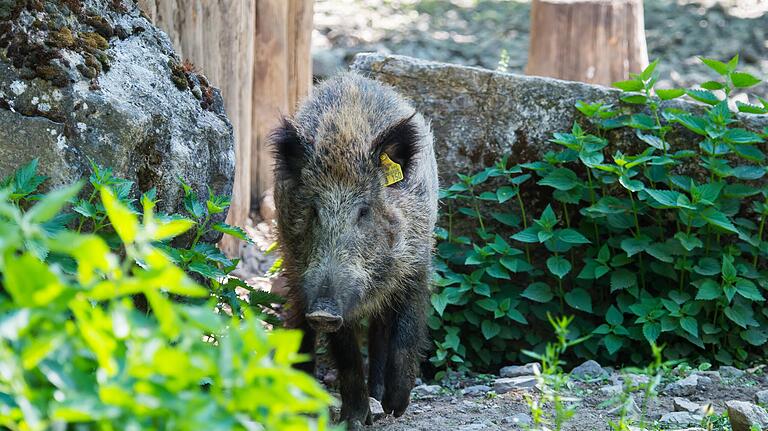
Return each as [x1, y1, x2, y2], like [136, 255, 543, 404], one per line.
[271, 72, 438, 429]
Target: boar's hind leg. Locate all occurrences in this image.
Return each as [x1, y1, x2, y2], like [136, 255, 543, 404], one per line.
[329, 325, 371, 428]
[382, 295, 426, 417]
[368, 312, 392, 401]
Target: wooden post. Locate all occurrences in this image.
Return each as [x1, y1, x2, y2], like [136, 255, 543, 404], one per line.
[252, 0, 314, 216]
[525, 0, 649, 86]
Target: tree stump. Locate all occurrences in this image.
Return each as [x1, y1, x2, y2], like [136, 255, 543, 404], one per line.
[525, 0, 649, 86]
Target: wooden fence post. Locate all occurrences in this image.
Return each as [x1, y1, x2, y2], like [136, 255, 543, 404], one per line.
[526, 0, 649, 86]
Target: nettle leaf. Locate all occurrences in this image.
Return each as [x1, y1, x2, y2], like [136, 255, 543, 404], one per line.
[741, 328, 768, 346]
[500, 256, 533, 273]
[431, 292, 449, 316]
[723, 128, 764, 145]
[655, 88, 685, 100]
[694, 278, 721, 300]
[644, 189, 687, 208]
[612, 79, 644, 92]
[496, 186, 517, 203]
[546, 256, 571, 279]
[699, 56, 729, 75]
[557, 228, 591, 245]
[604, 334, 624, 355]
[680, 317, 698, 337]
[643, 322, 661, 344]
[619, 175, 644, 192]
[606, 305, 623, 325]
[732, 165, 765, 180]
[512, 226, 540, 243]
[521, 282, 553, 303]
[736, 101, 768, 115]
[212, 223, 253, 243]
[481, 320, 501, 340]
[686, 89, 720, 105]
[674, 232, 703, 251]
[621, 94, 647, 105]
[731, 71, 761, 88]
[735, 278, 764, 301]
[700, 80, 725, 91]
[636, 131, 669, 151]
[645, 243, 673, 263]
[724, 303, 755, 329]
[610, 269, 637, 292]
[538, 168, 579, 191]
[485, 263, 510, 280]
[620, 236, 651, 257]
[564, 288, 592, 313]
[694, 257, 720, 276]
[701, 209, 738, 234]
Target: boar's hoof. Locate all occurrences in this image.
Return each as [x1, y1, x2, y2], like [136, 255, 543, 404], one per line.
[305, 310, 344, 333]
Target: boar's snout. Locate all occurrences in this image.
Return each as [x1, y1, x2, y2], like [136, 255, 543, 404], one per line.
[306, 298, 343, 333]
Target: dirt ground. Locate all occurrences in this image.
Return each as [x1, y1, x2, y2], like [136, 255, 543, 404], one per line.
[369, 371, 768, 430]
[313, 0, 768, 98]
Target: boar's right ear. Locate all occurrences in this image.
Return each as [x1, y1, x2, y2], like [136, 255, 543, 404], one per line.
[272, 118, 312, 178]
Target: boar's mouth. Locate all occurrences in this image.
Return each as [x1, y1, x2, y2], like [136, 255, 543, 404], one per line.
[305, 310, 344, 333]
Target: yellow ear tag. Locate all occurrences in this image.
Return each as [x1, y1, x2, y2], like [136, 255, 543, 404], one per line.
[380, 153, 403, 186]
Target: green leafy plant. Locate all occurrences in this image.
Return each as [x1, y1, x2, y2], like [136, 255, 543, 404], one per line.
[7, 158, 283, 325]
[524, 315, 588, 431]
[0, 179, 333, 429]
[430, 54, 768, 371]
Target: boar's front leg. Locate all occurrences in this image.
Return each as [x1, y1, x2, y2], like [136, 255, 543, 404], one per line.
[382, 292, 426, 417]
[329, 325, 371, 429]
[368, 311, 392, 401]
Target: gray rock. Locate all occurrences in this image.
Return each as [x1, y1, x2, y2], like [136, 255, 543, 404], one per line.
[458, 421, 501, 431]
[461, 384, 492, 396]
[694, 371, 722, 382]
[608, 395, 640, 417]
[663, 375, 712, 397]
[369, 397, 385, 421]
[659, 412, 704, 427]
[570, 360, 608, 380]
[503, 413, 533, 428]
[616, 373, 650, 388]
[412, 384, 442, 398]
[719, 366, 746, 379]
[599, 384, 623, 397]
[0, 0, 234, 234]
[726, 400, 768, 431]
[350, 53, 768, 191]
[755, 390, 768, 405]
[500, 363, 541, 378]
[673, 398, 703, 413]
[493, 376, 537, 394]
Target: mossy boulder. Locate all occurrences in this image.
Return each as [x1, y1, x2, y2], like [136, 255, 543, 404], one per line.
[0, 0, 233, 223]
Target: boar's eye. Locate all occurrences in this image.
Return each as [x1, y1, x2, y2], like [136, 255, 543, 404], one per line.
[356, 205, 370, 224]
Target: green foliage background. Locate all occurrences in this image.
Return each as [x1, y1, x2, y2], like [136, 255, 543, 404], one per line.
[0, 163, 333, 430]
[429, 55, 768, 373]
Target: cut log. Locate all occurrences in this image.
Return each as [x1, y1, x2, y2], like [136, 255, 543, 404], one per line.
[525, 0, 649, 86]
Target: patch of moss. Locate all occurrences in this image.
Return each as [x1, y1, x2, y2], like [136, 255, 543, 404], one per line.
[35, 63, 68, 87]
[60, 0, 81, 15]
[168, 60, 189, 91]
[47, 27, 75, 48]
[79, 31, 108, 51]
[82, 14, 113, 38]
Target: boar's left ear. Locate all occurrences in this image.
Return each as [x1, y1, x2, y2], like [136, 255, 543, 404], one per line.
[271, 117, 312, 179]
[371, 113, 421, 177]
